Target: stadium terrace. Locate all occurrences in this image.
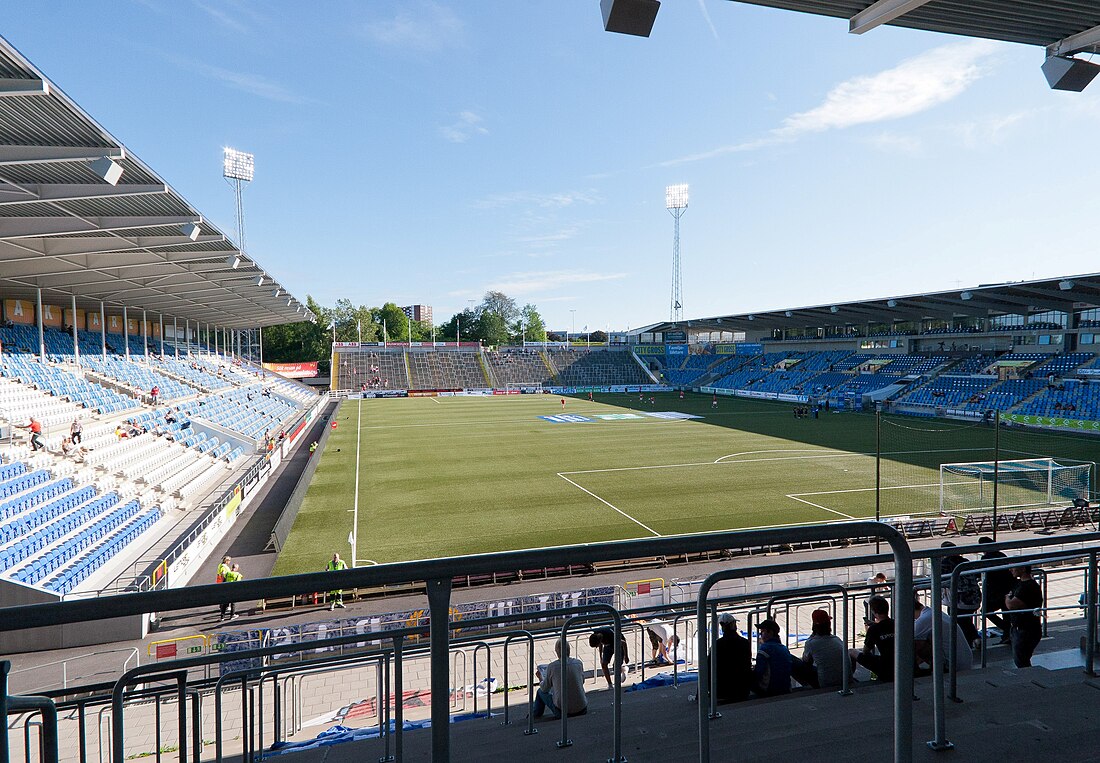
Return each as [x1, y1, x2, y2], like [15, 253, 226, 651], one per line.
[8, 3, 1100, 763]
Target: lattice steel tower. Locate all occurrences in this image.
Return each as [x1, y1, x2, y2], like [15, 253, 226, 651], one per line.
[665, 184, 689, 322]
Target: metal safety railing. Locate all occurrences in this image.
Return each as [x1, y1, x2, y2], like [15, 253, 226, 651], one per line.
[5, 526, 1100, 763]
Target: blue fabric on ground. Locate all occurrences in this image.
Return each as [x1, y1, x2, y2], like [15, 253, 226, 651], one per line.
[625, 670, 699, 692]
[264, 712, 500, 756]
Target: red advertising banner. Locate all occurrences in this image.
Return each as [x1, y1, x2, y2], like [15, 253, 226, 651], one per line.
[263, 361, 319, 379]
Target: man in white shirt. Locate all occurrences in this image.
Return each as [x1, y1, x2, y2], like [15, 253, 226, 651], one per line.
[914, 597, 973, 673]
[532, 640, 587, 719]
[645, 620, 675, 665]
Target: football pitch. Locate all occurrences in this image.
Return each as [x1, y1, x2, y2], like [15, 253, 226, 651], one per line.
[271, 393, 1100, 574]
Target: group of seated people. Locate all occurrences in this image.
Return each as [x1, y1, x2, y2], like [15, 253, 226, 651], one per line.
[526, 558, 1046, 720]
[1053, 402, 1077, 412]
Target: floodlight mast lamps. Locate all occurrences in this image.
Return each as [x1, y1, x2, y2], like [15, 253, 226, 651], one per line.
[223, 147, 254, 258]
[665, 183, 689, 322]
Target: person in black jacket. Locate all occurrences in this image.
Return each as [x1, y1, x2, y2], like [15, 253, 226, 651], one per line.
[714, 613, 752, 703]
[978, 537, 1015, 644]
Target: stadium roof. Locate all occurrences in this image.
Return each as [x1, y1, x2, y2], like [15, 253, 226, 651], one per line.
[648, 273, 1100, 333]
[0, 35, 312, 330]
[727, 1, 1100, 53]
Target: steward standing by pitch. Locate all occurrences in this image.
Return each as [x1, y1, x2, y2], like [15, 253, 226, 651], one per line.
[327, 552, 348, 610]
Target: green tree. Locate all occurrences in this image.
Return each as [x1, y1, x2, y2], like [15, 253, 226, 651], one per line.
[439, 309, 477, 342]
[515, 303, 547, 343]
[373, 302, 410, 342]
[478, 311, 509, 346]
[478, 290, 519, 324]
[261, 294, 330, 369]
[590, 330, 608, 343]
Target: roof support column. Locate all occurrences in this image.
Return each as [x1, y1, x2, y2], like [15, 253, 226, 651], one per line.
[142, 309, 148, 359]
[185, 319, 191, 358]
[122, 305, 130, 361]
[258, 326, 264, 378]
[71, 294, 80, 369]
[35, 287, 45, 363]
[213, 325, 218, 356]
[158, 313, 164, 357]
[100, 301, 107, 362]
[173, 317, 178, 359]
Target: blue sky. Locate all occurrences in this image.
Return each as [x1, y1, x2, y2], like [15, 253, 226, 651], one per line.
[6, 2, 1100, 332]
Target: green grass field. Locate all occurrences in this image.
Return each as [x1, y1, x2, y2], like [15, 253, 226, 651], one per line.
[271, 393, 1100, 575]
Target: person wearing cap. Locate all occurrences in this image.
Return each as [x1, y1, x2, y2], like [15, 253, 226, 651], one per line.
[751, 619, 792, 697]
[791, 609, 846, 689]
[714, 613, 751, 703]
[851, 595, 895, 682]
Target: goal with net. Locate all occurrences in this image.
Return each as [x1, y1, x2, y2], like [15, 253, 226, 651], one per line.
[505, 382, 545, 392]
[939, 457, 1093, 514]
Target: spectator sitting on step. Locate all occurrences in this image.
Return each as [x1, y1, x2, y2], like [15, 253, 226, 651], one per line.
[913, 595, 973, 675]
[752, 619, 792, 697]
[715, 613, 752, 703]
[61, 436, 88, 461]
[851, 596, 894, 682]
[531, 639, 587, 721]
[791, 609, 846, 689]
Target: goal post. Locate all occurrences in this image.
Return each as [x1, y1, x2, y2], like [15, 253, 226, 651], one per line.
[939, 457, 1093, 514]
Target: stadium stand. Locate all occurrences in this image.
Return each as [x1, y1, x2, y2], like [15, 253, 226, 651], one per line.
[336, 350, 411, 390]
[485, 348, 556, 387]
[548, 348, 650, 386]
[407, 350, 489, 389]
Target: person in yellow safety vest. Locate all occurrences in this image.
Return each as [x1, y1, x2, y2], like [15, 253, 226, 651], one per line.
[216, 555, 232, 620]
[327, 552, 348, 610]
[223, 564, 243, 620]
[309, 441, 318, 456]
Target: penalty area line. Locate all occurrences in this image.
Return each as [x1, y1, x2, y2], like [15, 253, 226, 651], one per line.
[557, 473, 662, 537]
[785, 494, 855, 520]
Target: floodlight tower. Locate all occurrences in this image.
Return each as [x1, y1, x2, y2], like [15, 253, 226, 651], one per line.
[665, 183, 689, 322]
[223, 147, 254, 360]
[223, 147, 254, 253]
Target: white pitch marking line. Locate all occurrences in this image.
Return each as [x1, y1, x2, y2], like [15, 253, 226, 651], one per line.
[713, 446, 991, 464]
[429, 396, 442, 404]
[785, 494, 856, 520]
[557, 473, 662, 537]
[790, 482, 942, 497]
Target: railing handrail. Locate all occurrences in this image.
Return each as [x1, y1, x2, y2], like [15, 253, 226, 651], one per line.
[0, 523, 917, 632]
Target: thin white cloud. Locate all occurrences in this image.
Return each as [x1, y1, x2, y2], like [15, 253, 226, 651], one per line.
[362, 2, 464, 53]
[661, 40, 1000, 166]
[697, 0, 719, 40]
[474, 189, 601, 210]
[440, 111, 488, 143]
[486, 270, 627, 296]
[194, 1, 249, 33]
[946, 111, 1030, 148]
[167, 55, 301, 103]
[865, 132, 923, 153]
[516, 227, 580, 246]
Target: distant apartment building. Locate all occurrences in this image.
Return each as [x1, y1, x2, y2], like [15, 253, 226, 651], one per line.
[401, 304, 433, 324]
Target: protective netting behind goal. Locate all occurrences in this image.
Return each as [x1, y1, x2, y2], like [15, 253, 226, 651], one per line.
[877, 412, 1100, 520]
[939, 458, 1092, 514]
